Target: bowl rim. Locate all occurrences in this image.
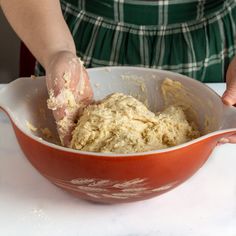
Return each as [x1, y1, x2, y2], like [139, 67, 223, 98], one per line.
[3, 66, 236, 158]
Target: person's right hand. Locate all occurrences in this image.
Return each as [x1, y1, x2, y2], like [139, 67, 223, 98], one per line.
[45, 51, 93, 147]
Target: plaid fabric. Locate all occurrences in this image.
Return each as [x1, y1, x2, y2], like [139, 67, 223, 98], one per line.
[36, 0, 236, 82]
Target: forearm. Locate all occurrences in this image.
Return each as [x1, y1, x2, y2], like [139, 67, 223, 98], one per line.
[0, 0, 75, 69]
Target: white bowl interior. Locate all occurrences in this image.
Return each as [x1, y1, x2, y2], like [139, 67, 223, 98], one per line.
[0, 67, 228, 146]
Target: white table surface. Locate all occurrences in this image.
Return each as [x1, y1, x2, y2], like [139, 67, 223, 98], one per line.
[0, 83, 236, 236]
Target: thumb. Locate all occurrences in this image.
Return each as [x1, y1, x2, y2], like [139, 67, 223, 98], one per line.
[222, 79, 236, 106]
[222, 57, 236, 105]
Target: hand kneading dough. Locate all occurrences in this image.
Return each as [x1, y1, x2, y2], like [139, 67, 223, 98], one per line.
[70, 93, 200, 153]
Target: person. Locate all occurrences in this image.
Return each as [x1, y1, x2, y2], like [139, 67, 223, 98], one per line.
[1, 0, 236, 145]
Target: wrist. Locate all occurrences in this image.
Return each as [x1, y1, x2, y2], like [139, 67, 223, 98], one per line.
[43, 47, 76, 71]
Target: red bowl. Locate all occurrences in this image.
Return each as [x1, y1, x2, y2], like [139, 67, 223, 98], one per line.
[1, 67, 236, 203]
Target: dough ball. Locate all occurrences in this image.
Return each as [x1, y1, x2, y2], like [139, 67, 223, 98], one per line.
[70, 93, 200, 153]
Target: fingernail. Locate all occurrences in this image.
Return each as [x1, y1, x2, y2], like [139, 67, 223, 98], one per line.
[219, 138, 229, 143]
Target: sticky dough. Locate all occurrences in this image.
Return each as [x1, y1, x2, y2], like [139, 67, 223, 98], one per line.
[70, 92, 200, 154]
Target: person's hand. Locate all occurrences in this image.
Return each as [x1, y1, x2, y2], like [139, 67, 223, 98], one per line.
[46, 51, 93, 147]
[221, 55, 236, 143]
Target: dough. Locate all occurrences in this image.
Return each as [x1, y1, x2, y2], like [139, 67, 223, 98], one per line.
[70, 93, 200, 154]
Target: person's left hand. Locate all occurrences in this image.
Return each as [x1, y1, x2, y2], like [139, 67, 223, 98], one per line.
[221, 55, 236, 143]
[46, 51, 93, 147]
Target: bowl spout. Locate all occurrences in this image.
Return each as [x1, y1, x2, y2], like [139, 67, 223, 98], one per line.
[0, 77, 46, 114]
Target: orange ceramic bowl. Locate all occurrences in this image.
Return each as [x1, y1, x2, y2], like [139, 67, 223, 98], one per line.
[0, 67, 236, 204]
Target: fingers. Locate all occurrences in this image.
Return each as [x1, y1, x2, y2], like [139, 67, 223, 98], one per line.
[56, 115, 76, 146]
[218, 137, 230, 144]
[52, 106, 66, 121]
[61, 133, 73, 147]
[46, 60, 75, 96]
[222, 56, 236, 105]
[69, 57, 82, 91]
[226, 135, 236, 143]
[219, 135, 236, 144]
[75, 66, 94, 103]
[222, 87, 236, 105]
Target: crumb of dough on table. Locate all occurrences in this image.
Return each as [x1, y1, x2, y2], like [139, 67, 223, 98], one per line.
[70, 93, 200, 154]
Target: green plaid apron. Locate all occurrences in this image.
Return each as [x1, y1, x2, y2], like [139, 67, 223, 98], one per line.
[36, 0, 236, 82]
